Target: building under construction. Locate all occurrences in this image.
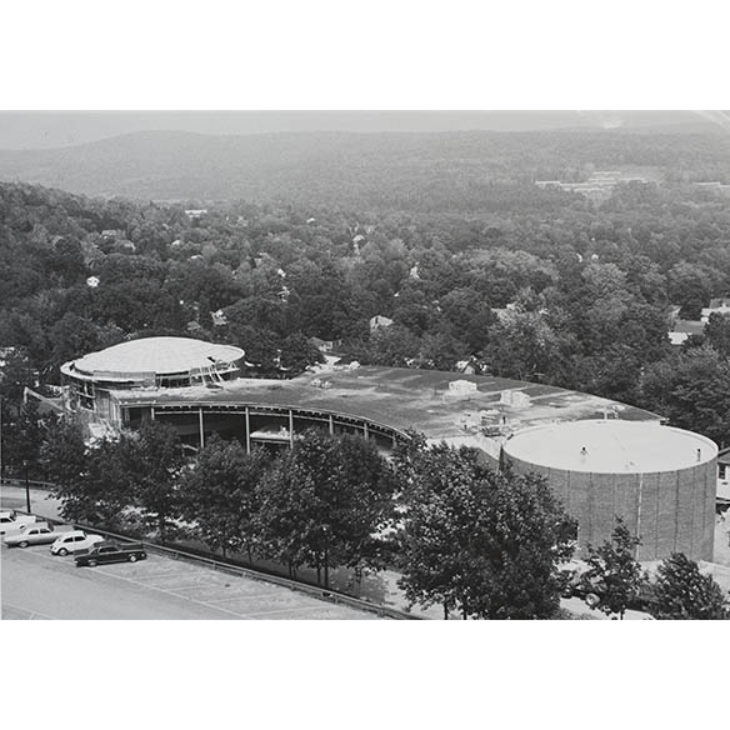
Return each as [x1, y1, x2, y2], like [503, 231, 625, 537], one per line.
[60, 336, 718, 560]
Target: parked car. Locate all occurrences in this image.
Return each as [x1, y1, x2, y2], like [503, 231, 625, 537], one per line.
[50, 530, 104, 556]
[75, 541, 147, 567]
[0, 511, 38, 536]
[4, 523, 68, 548]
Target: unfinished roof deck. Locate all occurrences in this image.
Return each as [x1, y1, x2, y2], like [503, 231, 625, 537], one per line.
[109, 366, 662, 443]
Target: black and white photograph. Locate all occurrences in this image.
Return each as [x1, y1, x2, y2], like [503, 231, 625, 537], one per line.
[1, 1, 727, 727]
[3, 107, 730, 623]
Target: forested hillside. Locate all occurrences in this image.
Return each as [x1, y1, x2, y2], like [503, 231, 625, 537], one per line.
[1, 129, 729, 205]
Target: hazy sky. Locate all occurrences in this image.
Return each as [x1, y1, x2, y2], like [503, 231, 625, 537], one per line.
[0, 111, 722, 150]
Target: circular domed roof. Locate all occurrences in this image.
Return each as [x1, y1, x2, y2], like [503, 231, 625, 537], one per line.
[504, 420, 717, 473]
[69, 337, 244, 377]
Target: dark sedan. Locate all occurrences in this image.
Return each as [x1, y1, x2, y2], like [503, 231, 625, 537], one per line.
[75, 541, 147, 567]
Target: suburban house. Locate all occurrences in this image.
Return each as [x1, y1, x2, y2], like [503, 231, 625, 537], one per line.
[717, 447, 730, 506]
[309, 337, 343, 354]
[701, 298, 730, 322]
[369, 315, 394, 333]
[668, 319, 704, 347]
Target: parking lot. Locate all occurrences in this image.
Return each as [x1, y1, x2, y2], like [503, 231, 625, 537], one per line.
[1, 540, 381, 620]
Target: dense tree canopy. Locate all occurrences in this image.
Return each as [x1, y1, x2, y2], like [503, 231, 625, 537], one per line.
[5, 129, 730, 451]
[180, 436, 270, 559]
[119, 422, 187, 541]
[255, 430, 395, 586]
[395, 440, 577, 619]
[639, 346, 730, 446]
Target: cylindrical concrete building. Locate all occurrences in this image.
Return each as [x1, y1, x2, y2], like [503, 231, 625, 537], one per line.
[61, 337, 244, 422]
[502, 420, 717, 561]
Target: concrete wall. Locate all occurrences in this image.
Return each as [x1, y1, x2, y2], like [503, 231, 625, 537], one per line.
[505, 454, 716, 561]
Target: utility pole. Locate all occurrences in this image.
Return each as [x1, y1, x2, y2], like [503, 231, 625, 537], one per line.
[322, 525, 330, 590]
[0, 394, 3, 484]
[23, 459, 31, 513]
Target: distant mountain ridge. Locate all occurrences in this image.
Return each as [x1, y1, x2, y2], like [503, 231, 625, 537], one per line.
[1, 127, 729, 207]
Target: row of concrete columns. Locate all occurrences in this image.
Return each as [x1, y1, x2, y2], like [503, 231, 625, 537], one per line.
[150, 405, 389, 454]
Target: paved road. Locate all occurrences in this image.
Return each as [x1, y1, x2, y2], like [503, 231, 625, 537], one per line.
[1, 544, 380, 620]
[0, 485, 63, 521]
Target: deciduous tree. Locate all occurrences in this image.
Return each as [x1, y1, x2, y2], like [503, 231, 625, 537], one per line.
[279, 332, 324, 374]
[180, 436, 269, 559]
[1, 400, 43, 478]
[41, 416, 88, 507]
[0, 348, 37, 408]
[255, 429, 394, 586]
[396, 442, 576, 619]
[581, 517, 644, 619]
[483, 310, 563, 381]
[704, 312, 730, 358]
[118, 421, 186, 541]
[651, 553, 729, 620]
[69, 437, 134, 529]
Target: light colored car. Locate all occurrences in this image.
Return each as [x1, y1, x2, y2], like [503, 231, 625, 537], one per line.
[0, 512, 38, 536]
[50, 530, 104, 556]
[4, 523, 64, 548]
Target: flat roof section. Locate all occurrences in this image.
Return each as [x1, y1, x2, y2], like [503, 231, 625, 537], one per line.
[109, 366, 662, 444]
[504, 420, 718, 473]
[64, 337, 244, 378]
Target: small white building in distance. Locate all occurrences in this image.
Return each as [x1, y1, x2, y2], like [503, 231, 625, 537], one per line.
[369, 315, 394, 333]
[701, 298, 730, 323]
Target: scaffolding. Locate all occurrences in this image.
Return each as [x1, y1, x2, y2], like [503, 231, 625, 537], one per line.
[188, 361, 231, 386]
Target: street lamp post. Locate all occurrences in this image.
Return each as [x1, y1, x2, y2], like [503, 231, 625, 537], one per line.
[23, 459, 31, 513]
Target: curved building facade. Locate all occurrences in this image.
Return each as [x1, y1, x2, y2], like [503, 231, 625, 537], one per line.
[502, 420, 717, 561]
[61, 337, 244, 422]
[62, 338, 664, 449]
[61, 338, 713, 561]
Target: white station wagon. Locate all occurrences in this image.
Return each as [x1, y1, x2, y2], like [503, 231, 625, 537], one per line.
[0, 511, 38, 536]
[50, 530, 105, 556]
[4, 523, 61, 547]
